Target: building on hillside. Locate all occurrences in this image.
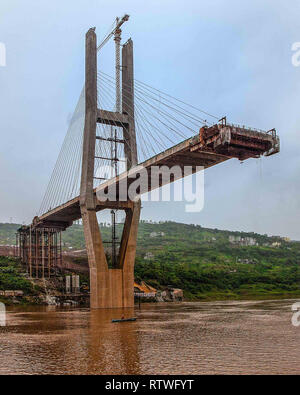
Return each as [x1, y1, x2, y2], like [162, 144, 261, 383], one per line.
[229, 235, 258, 246]
[149, 231, 165, 238]
[144, 252, 154, 260]
[237, 258, 257, 265]
[271, 242, 281, 247]
[229, 235, 240, 243]
[207, 236, 217, 242]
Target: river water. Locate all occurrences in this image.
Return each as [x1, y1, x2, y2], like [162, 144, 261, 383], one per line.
[0, 299, 299, 375]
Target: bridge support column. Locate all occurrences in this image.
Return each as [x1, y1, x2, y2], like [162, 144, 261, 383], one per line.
[81, 201, 140, 309]
[80, 206, 110, 308]
[118, 201, 141, 307]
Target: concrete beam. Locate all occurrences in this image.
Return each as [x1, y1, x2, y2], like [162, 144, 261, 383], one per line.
[97, 109, 129, 127]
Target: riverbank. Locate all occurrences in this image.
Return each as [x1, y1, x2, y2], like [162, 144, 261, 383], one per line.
[1, 254, 299, 306]
[1, 291, 300, 307]
[184, 289, 300, 302]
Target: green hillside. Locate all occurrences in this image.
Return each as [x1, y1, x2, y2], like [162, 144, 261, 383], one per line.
[0, 256, 40, 305]
[1, 221, 300, 300]
[0, 223, 19, 245]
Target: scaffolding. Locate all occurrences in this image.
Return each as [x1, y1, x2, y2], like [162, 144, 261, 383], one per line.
[17, 226, 62, 278]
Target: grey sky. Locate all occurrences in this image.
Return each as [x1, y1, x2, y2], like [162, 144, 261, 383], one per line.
[0, 0, 300, 239]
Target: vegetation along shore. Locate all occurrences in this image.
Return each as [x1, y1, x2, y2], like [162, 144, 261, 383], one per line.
[0, 221, 299, 304]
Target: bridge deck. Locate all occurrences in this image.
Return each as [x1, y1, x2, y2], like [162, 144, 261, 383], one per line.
[35, 124, 279, 230]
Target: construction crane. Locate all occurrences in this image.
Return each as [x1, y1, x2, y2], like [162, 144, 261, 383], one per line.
[97, 15, 130, 267]
[97, 14, 129, 113]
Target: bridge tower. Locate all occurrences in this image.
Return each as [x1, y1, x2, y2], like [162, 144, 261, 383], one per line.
[80, 28, 140, 309]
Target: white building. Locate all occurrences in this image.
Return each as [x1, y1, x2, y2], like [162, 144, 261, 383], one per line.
[150, 231, 165, 238]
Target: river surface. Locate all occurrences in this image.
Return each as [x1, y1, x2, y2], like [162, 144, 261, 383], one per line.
[0, 299, 299, 374]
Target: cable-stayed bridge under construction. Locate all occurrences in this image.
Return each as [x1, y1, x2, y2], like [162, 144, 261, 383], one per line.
[17, 18, 280, 308]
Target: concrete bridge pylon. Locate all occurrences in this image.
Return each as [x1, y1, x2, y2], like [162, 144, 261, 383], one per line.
[80, 28, 140, 309]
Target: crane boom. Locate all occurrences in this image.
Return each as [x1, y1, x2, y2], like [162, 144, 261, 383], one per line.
[97, 14, 129, 52]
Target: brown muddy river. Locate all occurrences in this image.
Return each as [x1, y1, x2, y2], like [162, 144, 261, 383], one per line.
[0, 299, 299, 374]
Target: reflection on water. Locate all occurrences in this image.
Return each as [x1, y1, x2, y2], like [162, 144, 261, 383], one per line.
[0, 299, 299, 374]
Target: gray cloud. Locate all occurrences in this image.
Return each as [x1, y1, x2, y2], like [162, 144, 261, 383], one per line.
[0, 0, 299, 238]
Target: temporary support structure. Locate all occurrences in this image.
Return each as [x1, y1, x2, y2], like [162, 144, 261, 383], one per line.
[17, 225, 62, 278]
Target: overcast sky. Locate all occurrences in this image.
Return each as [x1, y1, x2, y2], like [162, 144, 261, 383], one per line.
[0, 0, 300, 239]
